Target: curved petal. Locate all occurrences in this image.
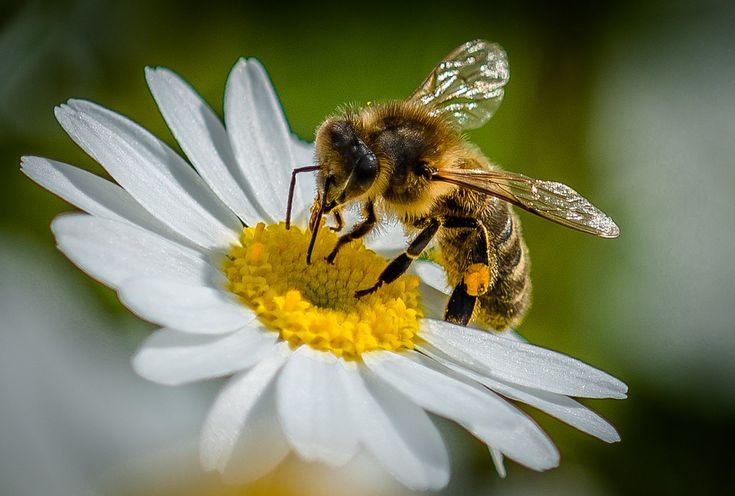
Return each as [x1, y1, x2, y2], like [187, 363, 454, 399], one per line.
[118, 278, 255, 334]
[413, 260, 451, 295]
[132, 326, 278, 385]
[51, 213, 222, 289]
[200, 342, 290, 481]
[145, 67, 262, 226]
[55, 100, 240, 250]
[489, 448, 507, 478]
[363, 350, 559, 471]
[417, 285, 449, 321]
[482, 377, 620, 443]
[495, 328, 528, 342]
[364, 219, 407, 259]
[276, 347, 359, 466]
[224, 58, 297, 223]
[421, 319, 628, 399]
[21, 156, 196, 248]
[286, 136, 318, 228]
[289, 204, 313, 230]
[419, 343, 620, 442]
[222, 384, 290, 484]
[342, 364, 449, 491]
[290, 134, 316, 214]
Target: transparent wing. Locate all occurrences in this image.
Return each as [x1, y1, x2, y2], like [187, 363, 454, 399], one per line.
[410, 39, 510, 130]
[434, 168, 620, 238]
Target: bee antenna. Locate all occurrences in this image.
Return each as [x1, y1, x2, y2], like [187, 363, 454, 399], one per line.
[285, 165, 320, 230]
[306, 177, 331, 264]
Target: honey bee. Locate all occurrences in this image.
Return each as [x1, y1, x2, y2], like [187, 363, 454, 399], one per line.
[285, 39, 619, 329]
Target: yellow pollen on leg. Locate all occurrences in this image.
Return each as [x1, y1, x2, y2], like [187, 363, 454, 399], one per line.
[223, 223, 423, 360]
[464, 263, 490, 297]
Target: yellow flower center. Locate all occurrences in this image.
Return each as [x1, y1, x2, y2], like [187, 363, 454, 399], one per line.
[223, 223, 422, 360]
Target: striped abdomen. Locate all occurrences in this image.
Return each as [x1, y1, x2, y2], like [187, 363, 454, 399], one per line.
[474, 205, 531, 330]
[436, 190, 532, 330]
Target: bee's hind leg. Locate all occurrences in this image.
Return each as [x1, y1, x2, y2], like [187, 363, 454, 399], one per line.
[442, 217, 491, 326]
[445, 284, 477, 325]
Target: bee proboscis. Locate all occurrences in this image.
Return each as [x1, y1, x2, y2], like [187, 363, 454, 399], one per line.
[286, 39, 619, 330]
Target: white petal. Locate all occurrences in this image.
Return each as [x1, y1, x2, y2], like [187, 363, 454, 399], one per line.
[55, 100, 240, 250]
[489, 448, 507, 478]
[421, 319, 628, 399]
[290, 134, 315, 167]
[200, 342, 290, 480]
[287, 134, 318, 229]
[420, 326, 623, 454]
[145, 67, 262, 226]
[289, 205, 313, 230]
[364, 219, 407, 259]
[290, 134, 316, 214]
[363, 350, 559, 471]
[485, 379, 620, 443]
[343, 365, 449, 491]
[223, 385, 290, 484]
[495, 328, 528, 342]
[419, 343, 620, 443]
[276, 347, 359, 466]
[224, 58, 297, 223]
[21, 156, 195, 248]
[413, 260, 451, 295]
[418, 284, 448, 321]
[118, 278, 255, 334]
[132, 326, 278, 385]
[51, 213, 222, 289]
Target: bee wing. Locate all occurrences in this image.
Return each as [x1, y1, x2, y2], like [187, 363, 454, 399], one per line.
[434, 168, 620, 238]
[410, 39, 510, 130]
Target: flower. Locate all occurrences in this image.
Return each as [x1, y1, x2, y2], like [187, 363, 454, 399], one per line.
[22, 57, 627, 491]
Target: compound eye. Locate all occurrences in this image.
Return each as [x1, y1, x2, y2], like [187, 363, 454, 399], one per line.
[353, 148, 378, 184]
[346, 142, 378, 196]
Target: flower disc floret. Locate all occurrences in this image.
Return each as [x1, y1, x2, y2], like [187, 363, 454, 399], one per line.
[223, 223, 423, 360]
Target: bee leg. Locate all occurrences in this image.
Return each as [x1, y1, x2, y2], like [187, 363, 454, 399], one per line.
[445, 284, 477, 325]
[355, 218, 440, 298]
[326, 202, 376, 264]
[440, 216, 491, 325]
[328, 209, 345, 232]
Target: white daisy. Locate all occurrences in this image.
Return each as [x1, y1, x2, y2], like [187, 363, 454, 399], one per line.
[22, 57, 627, 491]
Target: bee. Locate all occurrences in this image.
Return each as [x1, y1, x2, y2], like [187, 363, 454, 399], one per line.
[285, 39, 619, 330]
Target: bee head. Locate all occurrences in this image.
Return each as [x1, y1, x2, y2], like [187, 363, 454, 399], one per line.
[315, 118, 379, 212]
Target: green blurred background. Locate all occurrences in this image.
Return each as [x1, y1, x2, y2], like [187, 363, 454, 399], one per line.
[2, 0, 734, 494]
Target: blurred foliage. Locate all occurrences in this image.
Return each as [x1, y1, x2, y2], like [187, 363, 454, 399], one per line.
[2, 0, 734, 494]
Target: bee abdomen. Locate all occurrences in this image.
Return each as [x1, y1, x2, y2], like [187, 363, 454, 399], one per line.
[475, 212, 532, 330]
